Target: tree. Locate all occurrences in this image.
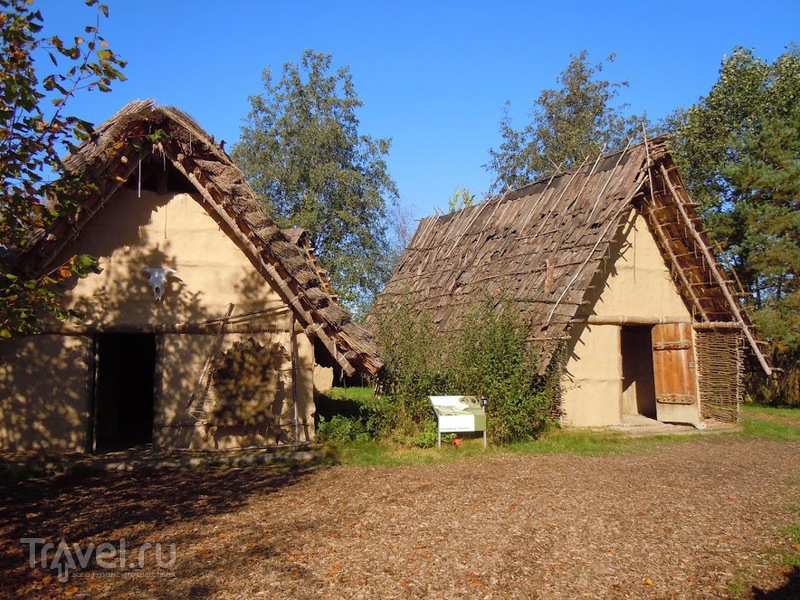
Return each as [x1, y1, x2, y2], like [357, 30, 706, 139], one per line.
[447, 185, 475, 214]
[232, 50, 398, 317]
[386, 201, 415, 268]
[485, 50, 647, 193]
[667, 46, 799, 216]
[669, 47, 800, 341]
[0, 0, 126, 338]
[669, 45, 800, 402]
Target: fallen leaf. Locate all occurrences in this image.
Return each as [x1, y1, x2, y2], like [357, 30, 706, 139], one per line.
[643, 577, 654, 586]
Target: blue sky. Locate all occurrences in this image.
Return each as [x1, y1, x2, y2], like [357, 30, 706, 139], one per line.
[38, 0, 800, 220]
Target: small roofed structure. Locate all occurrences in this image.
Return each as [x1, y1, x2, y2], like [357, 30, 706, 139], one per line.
[372, 137, 770, 428]
[0, 100, 381, 453]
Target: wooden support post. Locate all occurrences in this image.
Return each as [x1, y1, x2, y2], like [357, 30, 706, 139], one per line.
[291, 318, 300, 444]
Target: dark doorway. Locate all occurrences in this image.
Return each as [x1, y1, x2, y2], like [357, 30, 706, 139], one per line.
[94, 333, 156, 452]
[621, 326, 657, 418]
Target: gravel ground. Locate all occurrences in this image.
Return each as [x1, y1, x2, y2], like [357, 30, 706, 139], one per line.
[1, 436, 799, 599]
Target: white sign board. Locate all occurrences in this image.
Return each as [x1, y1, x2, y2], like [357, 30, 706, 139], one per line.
[429, 396, 487, 448]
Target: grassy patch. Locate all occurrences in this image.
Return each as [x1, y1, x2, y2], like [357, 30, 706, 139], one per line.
[740, 418, 800, 440]
[327, 437, 492, 467]
[783, 524, 800, 546]
[739, 406, 800, 440]
[742, 404, 800, 420]
[727, 578, 748, 598]
[505, 428, 691, 456]
[325, 386, 375, 403]
[326, 427, 695, 467]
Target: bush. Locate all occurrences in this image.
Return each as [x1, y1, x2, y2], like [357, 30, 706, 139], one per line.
[373, 302, 452, 439]
[411, 420, 439, 448]
[316, 415, 368, 444]
[372, 294, 561, 445]
[451, 298, 553, 444]
[748, 350, 800, 407]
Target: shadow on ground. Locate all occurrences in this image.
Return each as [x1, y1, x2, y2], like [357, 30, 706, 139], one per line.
[0, 463, 316, 597]
[753, 566, 800, 599]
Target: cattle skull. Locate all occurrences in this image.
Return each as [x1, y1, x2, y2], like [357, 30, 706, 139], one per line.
[142, 267, 177, 301]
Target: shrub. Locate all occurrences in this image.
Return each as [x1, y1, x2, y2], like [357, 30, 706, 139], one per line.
[317, 415, 368, 444]
[372, 294, 561, 445]
[411, 420, 439, 448]
[373, 302, 452, 438]
[450, 296, 554, 444]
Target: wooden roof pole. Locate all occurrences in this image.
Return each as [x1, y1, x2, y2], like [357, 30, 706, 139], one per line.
[586, 139, 635, 223]
[644, 206, 710, 321]
[185, 303, 235, 416]
[545, 198, 641, 327]
[658, 164, 772, 376]
[515, 161, 565, 234]
[713, 239, 748, 297]
[640, 129, 709, 321]
[579, 315, 742, 327]
[34, 153, 141, 273]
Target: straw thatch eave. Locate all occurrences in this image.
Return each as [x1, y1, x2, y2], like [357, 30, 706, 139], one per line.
[17, 99, 382, 376]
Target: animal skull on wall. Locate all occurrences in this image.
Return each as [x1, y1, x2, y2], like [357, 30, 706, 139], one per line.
[142, 267, 177, 301]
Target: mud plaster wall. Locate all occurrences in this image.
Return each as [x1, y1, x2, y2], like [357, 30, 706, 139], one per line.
[158, 327, 316, 450]
[2, 189, 316, 450]
[60, 189, 286, 324]
[0, 335, 90, 451]
[561, 210, 692, 427]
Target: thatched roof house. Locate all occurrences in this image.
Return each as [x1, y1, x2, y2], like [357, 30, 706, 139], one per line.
[373, 137, 770, 427]
[0, 100, 381, 452]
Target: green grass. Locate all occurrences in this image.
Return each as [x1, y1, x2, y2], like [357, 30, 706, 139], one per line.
[505, 428, 694, 455]
[783, 524, 800, 546]
[317, 396, 800, 467]
[325, 437, 492, 467]
[325, 386, 375, 403]
[740, 418, 800, 440]
[742, 404, 800, 419]
[740, 405, 800, 440]
[324, 428, 696, 467]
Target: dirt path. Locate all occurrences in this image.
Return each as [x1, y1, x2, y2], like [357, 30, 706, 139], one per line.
[1, 436, 799, 599]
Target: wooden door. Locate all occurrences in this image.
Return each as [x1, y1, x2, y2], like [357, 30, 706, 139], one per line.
[652, 323, 699, 424]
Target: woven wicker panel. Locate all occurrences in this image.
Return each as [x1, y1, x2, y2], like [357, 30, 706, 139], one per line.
[696, 329, 743, 423]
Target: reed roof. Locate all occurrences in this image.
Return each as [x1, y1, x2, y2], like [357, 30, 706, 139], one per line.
[372, 137, 770, 374]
